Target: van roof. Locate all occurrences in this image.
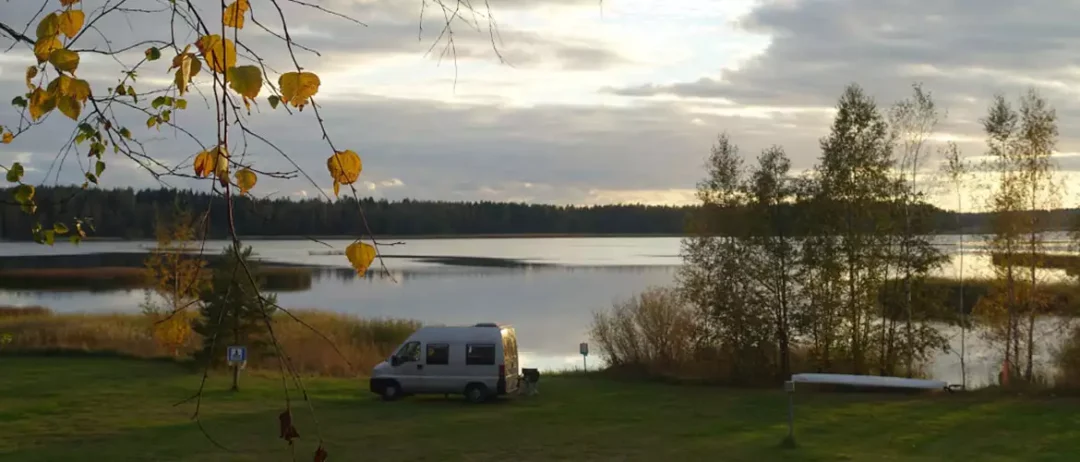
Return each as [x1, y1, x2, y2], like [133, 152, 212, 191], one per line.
[419, 323, 512, 330]
[410, 324, 514, 343]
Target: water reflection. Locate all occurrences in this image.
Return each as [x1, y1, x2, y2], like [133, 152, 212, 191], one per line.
[3, 235, 1080, 381]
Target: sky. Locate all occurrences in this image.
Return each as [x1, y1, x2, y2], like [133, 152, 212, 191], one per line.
[3, 0, 1080, 211]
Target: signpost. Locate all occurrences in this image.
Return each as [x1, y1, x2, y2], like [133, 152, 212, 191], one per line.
[227, 345, 247, 392]
[782, 380, 796, 448]
[579, 342, 589, 373]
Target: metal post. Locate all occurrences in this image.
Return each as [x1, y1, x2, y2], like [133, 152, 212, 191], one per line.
[583, 356, 587, 373]
[782, 380, 796, 448]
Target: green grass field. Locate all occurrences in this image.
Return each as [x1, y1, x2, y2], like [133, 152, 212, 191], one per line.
[2, 357, 1080, 461]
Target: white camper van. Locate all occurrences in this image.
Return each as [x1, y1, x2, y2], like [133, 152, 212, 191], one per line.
[369, 323, 520, 403]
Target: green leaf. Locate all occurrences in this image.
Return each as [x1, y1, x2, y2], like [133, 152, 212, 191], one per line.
[146, 115, 157, 128]
[151, 96, 167, 109]
[145, 47, 162, 61]
[6, 163, 24, 183]
[226, 65, 262, 103]
[120, 127, 132, 139]
[85, 172, 97, 184]
[268, 95, 280, 109]
[53, 222, 69, 235]
[20, 202, 36, 215]
[175, 99, 187, 110]
[43, 229, 55, 246]
[12, 96, 28, 108]
[161, 110, 171, 123]
[69, 234, 82, 244]
[14, 184, 34, 203]
[90, 142, 105, 158]
[95, 160, 105, 177]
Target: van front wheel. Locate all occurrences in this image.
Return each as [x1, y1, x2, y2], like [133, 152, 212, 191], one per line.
[464, 383, 488, 403]
[380, 381, 402, 401]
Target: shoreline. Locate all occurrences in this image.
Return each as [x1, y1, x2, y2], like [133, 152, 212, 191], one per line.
[3, 230, 1049, 243]
[0, 233, 686, 243]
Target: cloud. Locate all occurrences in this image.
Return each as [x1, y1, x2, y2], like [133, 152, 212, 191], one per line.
[597, 0, 1080, 205]
[9, 0, 1080, 209]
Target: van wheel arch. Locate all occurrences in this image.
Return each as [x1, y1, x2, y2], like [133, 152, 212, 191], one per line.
[376, 379, 403, 401]
[464, 383, 489, 403]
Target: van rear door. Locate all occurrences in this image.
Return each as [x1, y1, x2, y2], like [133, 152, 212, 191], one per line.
[500, 328, 520, 393]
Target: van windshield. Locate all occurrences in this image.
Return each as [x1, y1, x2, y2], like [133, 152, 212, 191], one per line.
[395, 341, 421, 362]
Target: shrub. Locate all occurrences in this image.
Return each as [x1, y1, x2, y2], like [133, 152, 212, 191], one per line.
[590, 287, 697, 376]
[1054, 325, 1080, 389]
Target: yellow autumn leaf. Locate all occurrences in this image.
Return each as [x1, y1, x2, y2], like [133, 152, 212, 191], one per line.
[171, 53, 202, 96]
[170, 45, 192, 68]
[34, 37, 62, 63]
[213, 146, 230, 186]
[279, 72, 320, 110]
[235, 168, 257, 194]
[49, 49, 80, 74]
[223, 0, 250, 29]
[58, 10, 85, 38]
[57, 95, 80, 120]
[29, 87, 56, 121]
[327, 150, 362, 197]
[69, 78, 91, 102]
[345, 242, 377, 276]
[226, 65, 261, 107]
[195, 35, 236, 74]
[192, 146, 230, 183]
[60, 0, 81, 5]
[25, 66, 37, 90]
[36, 13, 59, 40]
[2, 132, 12, 144]
[47, 75, 75, 97]
[193, 150, 215, 178]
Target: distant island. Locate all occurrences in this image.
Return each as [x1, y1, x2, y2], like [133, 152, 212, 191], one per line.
[2, 186, 1079, 241]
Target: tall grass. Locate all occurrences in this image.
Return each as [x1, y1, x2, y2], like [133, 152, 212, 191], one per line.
[0, 306, 419, 376]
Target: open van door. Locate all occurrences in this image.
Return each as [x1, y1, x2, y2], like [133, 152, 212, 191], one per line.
[500, 327, 520, 394]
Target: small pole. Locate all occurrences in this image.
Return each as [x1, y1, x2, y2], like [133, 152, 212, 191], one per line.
[579, 342, 589, 374]
[782, 380, 796, 448]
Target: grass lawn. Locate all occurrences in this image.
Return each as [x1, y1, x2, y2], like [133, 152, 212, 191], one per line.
[2, 357, 1080, 461]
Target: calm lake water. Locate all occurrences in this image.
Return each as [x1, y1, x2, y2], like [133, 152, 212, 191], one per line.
[1, 235, 1075, 387]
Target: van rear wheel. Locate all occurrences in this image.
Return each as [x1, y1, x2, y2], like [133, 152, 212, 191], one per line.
[464, 383, 488, 403]
[380, 381, 402, 401]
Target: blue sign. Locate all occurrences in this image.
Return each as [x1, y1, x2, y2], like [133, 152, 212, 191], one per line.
[227, 345, 247, 363]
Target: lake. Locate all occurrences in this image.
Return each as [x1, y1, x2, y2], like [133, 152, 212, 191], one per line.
[0, 235, 1075, 387]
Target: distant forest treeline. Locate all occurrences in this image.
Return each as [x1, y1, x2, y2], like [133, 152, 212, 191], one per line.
[1, 186, 1078, 240]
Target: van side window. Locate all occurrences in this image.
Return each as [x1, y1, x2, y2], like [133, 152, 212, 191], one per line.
[396, 341, 421, 363]
[466, 344, 496, 365]
[426, 343, 449, 365]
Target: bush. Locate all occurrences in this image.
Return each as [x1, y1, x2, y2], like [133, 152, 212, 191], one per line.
[1054, 325, 1080, 389]
[590, 287, 697, 376]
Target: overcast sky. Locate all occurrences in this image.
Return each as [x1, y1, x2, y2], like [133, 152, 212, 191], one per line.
[3, 0, 1080, 210]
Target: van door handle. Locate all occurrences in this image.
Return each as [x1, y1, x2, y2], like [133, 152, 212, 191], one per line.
[417, 364, 423, 370]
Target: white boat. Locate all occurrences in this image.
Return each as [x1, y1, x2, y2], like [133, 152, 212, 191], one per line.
[790, 373, 947, 390]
